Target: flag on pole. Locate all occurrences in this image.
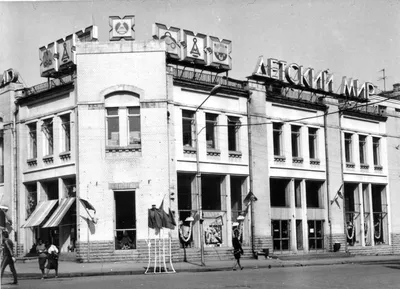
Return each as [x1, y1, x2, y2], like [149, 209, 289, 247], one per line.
[80, 198, 96, 213]
[243, 191, 258, 207]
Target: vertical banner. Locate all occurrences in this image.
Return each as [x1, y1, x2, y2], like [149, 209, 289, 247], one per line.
[39, 42, 58, 77]
[109, 15, 135, 41]
[152, 23, 181, 59]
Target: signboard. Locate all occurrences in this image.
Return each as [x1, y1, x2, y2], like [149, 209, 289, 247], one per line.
[152, 23, 232, 71]
[40, 42, 58, 77]
[0, 69, 19, 88]
[39, 25, 98, 78]
[152, 23, 181, 59]
[109, 15, 135, 41]
[253, 56, 375, 100]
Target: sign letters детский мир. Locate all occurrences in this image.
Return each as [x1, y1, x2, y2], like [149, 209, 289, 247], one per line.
[39, 26, 98, 78]
[253, 56, 375, 100]
[152, 23, 232, 71]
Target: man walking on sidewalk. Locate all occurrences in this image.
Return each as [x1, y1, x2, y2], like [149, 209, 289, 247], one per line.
[1, 231, 18, 285]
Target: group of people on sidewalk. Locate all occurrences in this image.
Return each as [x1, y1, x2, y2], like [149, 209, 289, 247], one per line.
[1, 231, 59, 285]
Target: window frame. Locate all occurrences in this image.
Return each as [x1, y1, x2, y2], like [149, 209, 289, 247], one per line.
[182, 110, 195, 148]
[114, 190, 136, 250]
[272, 219, 290, 252]
[359, 135, 367, 165]
[227, 116, 241, 152]
[344, 133, 353, 163]
[205, 113, 218, 149]
[273, 123, 283, 156]
[291, 125, 301, 158]
[373, 137, 381, 166]
[42, 118, 54, 156]
[308, 127, 318, 160]
[106, 107, 120, 146]
[60, 114, 71, 153]
[127, 106, 141, 145]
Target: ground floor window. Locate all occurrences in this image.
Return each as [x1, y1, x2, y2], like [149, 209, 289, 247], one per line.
[177, 174, 194, 248]
[272, 220, 290, 251]
[308, 220, 324, 250]
[114, 191, 136, 250]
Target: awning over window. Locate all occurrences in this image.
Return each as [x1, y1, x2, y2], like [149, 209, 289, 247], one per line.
[22, 200, 58, 228]
[42, 198, 75, 228]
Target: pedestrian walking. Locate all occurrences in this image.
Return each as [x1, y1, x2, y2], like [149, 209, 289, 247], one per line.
[45, 241, 59, 278]
[36, 239, 47, 279]
[232, 229, 243, 271]
[0, 231, 18, 285]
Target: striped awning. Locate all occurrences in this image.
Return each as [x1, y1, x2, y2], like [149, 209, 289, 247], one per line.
[22, 200, 58, 228]
[42, 198, 75, 228]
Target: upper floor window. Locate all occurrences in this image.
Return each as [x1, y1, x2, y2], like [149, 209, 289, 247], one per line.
[291, 125, 301, 158]
[373, 137, 380, 166]
[60, 114, 71, 152]
[28, 123, 37, 159]
[273, 123, 283, 156]
[206, 113, 218, 149]
[106, 108, 119, 146]
[42, 119, 53, 156]
[227, 116, 240, 151]
[182, 110, 195, 147]
[344, 133, 353, 163]
[308, 128, 318, 159]
[106, 107, 141, 147]
[0, 130, 3, 183]
[359, 135, 367, 164]
[128, 107, 141, 145]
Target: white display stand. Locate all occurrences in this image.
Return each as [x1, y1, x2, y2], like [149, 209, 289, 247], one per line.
[144, 228, 176, 274]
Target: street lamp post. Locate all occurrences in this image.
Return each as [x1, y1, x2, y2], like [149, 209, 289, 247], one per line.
[194, 84, 222, 266]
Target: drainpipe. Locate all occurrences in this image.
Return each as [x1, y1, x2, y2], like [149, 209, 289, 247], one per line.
[246, 90, 256, 257]
[323, 109, 333, 251]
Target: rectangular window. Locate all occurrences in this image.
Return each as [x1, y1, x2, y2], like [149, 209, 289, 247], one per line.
[295, 180, 301, 208]
[177, 174, 194, 247]
[308, 220, 324, 250]
[270, 178, 289, 207]
[273, 123, 283, 156]
[228, 116, 240, 151]
[272, 220, 290, 251]
[344, 133, 353, 163]
[206, 113, 218, 149]
[230, 177, 244, 221]
[28, 123, 37, 159]
[373, 137, 380, 166]
[114, 191, 136, 250]
[201, 175, 221, 210]
[291, 125, 301, 158]
[42, 119, 53, 156]
[0, 130, 3, 183]
[306, 181, 323, 208]
[60, 114, 71, 152]
[359, 135, 367, 164]
[107, 108, 119, 146]
[308, 128, 318, 159]
[128, 107, 141, 145]
[182, 110, 195, 147]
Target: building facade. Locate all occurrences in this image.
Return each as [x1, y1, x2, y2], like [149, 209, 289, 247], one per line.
[1, 27, 400, 262]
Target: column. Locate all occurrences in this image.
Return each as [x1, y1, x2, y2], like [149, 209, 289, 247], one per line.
[288, 178, 297, 252]
[301, 179, 308, 253]
[358, 183, 365, 246]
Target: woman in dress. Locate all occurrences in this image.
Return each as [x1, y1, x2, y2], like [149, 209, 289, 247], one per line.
[232, 229, 244, 270]
[45, 241, 59, 278]
[36, 239, 47, 279]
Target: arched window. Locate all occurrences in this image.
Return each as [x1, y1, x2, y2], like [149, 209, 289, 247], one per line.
[105, 91, 141, 147]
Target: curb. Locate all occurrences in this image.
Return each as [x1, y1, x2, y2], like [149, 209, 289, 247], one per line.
[4, 258, 400, 280]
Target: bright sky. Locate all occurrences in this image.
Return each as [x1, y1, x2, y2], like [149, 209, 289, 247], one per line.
[1, 0, 399, 93]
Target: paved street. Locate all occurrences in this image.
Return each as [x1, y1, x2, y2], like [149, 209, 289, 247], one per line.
[2, 263, 400, 289]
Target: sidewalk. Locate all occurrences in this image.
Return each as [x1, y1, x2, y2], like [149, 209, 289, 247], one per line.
[3, 254, 400, 280]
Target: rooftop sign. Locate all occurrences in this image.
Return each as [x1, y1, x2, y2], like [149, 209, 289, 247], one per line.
[152, 23, 232, 71]
[39, 26, 98, 78]
[253, 56, 375, 100]
[109, 15, 135, 41]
